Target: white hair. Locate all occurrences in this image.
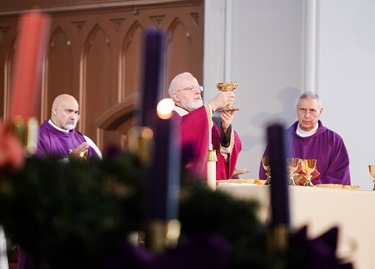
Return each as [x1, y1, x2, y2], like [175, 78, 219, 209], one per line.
[168, 72, 194, 97]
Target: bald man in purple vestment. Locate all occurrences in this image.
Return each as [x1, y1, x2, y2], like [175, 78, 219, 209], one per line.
[19, 94, 102, 268]
[259, 91, 350, 185]
[168, 72, 242, 180]
[35, 94, 102, 160]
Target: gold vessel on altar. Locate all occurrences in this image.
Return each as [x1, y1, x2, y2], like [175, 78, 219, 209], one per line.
[217, 82, 240, 111]
[368, 164, 375, 190]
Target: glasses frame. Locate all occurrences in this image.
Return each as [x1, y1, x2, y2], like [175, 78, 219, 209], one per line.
[297, 107, 321, 116]
[176, 85, 203, 93]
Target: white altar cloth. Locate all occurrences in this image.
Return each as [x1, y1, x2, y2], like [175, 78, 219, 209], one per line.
[218, 185, 375, 269]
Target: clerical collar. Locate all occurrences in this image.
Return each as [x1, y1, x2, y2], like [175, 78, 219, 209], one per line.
[48, 119, 70, 133]
[296, 123, 318, 137]
[174, 105, 189, 116]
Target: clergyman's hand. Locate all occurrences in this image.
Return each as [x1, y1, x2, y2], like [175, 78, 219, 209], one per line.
[221, 110, 234, 132]
[69, 142, 89, 159]
[208, 91, 235, 111]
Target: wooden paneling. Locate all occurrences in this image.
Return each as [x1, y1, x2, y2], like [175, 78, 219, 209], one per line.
[0, 0, 204, 153]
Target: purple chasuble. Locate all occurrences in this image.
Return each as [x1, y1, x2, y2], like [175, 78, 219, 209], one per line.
[259, 120, 350, 185]
[35, 120, 100, 159]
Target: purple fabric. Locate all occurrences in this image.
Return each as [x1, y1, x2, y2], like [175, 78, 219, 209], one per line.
[259, 121, 350, 185]
[105, 242, 153, 269]
[35, 120, 100, 159]
[153, 234, 229, 269]
[105, 234, 229, 269]
[18, 248, 50, 269]
[288, 226, 353, 269]
[19, 229, 352, 269]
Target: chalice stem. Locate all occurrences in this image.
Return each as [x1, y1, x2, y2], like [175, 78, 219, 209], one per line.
[265, 171, 271, 185]
[305, 175, 313, 187]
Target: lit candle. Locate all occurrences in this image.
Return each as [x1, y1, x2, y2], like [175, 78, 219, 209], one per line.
[150, 98, 180, 221]
[0, 226, 7, 269]
[267, 123, 290, 227]
[139, 28, 164, 129]
[207, 144, 217, 190]
[9, 11, 51, 120]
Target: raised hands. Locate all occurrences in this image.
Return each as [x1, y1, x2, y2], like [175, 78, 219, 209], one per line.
[220, 110, 234, 132]
[69, 142, 89, 159]
[208, 91, 235, 111]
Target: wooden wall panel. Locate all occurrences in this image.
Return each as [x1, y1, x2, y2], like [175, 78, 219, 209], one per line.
[0, 18, 17, 117]
[0, 0, 204, 153]
[83, 25, 113, 140]
[46, 28, 74, 116]
[122, 23, 143, 100]
[167, 20, 195, 81]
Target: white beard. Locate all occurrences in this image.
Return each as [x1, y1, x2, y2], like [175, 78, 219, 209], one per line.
[180, 98, 203, 111]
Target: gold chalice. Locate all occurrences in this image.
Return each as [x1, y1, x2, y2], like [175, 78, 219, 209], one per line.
[368, 165, 375, 190]
[262, 156, 271, 185]
[287, 158, 300, 186]
[301, 159, 316, 187]
[217, 82, 240, 111]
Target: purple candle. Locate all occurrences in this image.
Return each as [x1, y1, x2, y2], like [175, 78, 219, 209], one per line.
[266, 123, 290, 228]
[139, 28, 164, 129]
[150, 99, 180, 221]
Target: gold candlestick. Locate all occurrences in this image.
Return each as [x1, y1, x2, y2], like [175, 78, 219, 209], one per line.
[147, 219, 181, 254]
[127, 126, 154, 167]
[10, 116, 39, 156]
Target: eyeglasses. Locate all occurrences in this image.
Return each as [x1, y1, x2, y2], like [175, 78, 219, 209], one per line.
[176, 85, 204, 93]
[297, 108, 320, 116]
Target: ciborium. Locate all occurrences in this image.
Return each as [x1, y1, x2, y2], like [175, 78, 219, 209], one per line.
[262, 156, 271, 185]
[368, 165, 375, 191]
[217, 82, 240, 111]
[287, 158, 300, 186]
[301, 159, 317, 187]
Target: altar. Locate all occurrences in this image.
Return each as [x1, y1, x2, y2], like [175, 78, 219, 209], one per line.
[218, 184, 375, 269]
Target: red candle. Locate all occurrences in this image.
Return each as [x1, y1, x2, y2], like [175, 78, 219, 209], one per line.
[9, 11, 51, 120]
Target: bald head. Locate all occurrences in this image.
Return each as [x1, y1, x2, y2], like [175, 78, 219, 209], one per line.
[52, 94, 77, 106]
[51, 94, 80, 130]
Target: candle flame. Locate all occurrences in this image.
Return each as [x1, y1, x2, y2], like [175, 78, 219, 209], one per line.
[157, 98, 175, 119]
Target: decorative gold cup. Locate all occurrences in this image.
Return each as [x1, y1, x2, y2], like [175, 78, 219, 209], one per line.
[368, 165, 375, 190]
[287, 158, 300, 186]
[216, 82, 240, 111]
[262, 156, 271, 185]
[301, 159, 317, 187]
